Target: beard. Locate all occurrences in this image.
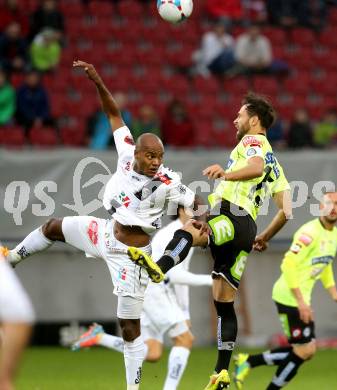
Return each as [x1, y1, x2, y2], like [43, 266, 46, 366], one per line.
[236, 125, 250, 141]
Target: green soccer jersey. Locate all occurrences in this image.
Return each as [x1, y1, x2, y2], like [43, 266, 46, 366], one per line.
[273, 218, 337, 307]
[208, 134, 290, 220]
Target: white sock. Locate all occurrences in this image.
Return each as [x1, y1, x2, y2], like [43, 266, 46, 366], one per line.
[99, 333, 124, 353]
[163, 346, 190, 390]
[124, 335, 145, 389]
[11, 227, 53, 265]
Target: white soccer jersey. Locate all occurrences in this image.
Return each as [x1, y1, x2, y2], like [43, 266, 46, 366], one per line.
[103, 126, 195, 234]
[148, 219, 211, 321]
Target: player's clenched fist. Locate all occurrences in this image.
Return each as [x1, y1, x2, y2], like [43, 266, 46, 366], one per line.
[73, 60, 102, 84]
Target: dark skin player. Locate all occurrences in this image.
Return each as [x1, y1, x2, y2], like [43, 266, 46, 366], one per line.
[37, 60, 207, 344]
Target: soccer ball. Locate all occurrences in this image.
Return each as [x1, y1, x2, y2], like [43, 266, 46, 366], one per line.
[157, 0, 193, 24]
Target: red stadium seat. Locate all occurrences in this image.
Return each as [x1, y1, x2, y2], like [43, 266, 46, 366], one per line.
[252, 76, 279, 96]
[29, 127, 59, 148]
[193, 75, 220, 95]
[0, 126, 26, 148]
[60, 126, 87, 147]
[290, 28, 317, 47]
[263, 27, 287, 46]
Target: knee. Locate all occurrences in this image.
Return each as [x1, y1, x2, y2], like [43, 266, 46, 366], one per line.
[294, 341, 316, 360]
[42, 218, 63, 241]
[173, 331, 194, 349]
[146, 343, 163, 362]
[119, 319, 140, 342]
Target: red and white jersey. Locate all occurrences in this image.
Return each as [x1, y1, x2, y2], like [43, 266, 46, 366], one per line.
[103, 126, 195, 233]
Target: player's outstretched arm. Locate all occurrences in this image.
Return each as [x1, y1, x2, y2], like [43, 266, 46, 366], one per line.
[73, 60, 124, 131]
[203, 157, 264, 181]
[253, 190, 292, 252]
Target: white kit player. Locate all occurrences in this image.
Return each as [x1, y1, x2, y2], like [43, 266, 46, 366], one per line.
[0, 248, 35, 390]
[0, 61, 207, 390]
[72, 206, 212, 390]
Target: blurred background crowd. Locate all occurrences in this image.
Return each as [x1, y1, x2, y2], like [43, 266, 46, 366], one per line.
[1, 0, 337, 149]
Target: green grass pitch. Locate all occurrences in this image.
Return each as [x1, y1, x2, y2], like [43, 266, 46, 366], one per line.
[17, 347, 337, 389]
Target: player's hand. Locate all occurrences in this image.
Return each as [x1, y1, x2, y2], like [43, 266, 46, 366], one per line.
[298, 302, 313, 324]
[253, 234, 269, 252]
[73, 60, 102, 84]
[202, 164, 226, 180]
[191, 219, 211, 236]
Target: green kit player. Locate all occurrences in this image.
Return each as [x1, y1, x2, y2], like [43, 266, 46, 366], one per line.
[127, 93, 292, 389]
[234, 191, 337, 390]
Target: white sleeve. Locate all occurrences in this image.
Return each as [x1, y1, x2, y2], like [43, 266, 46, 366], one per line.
[113, 126, 135, 158]
[168, 268, 212, 286]
[0, 260, 35, 323]
[167, 182, 195, 208]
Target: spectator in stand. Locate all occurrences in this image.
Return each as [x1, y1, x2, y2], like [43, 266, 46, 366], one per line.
[89, 92, 132, 150]
[16, 70, 52, 131]
[287, 108, 313, 148]
[314, 109, 337, 148]
[267, 118, 285, 149]
[206, 0, 243, 22]
[234, 24, 289, 76]
[243, 0, 268, 24]
[194, 20, 235, 77]
[266, 0, 327, 29]
[133, 105, 160, 140]
[29, 0, 65, 41]
[0, 0, 29, 36]
[30, 28, 61, 72]
[161, 99, 195, 147]
[0, 22, 27, 74]
[0, 69, 16, 126]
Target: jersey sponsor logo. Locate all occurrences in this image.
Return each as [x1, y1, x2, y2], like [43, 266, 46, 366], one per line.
[298, 234, 313, 246]
[242, 136, 262, 148]
[246, 147, 257, 156]
[290, 243, 302, 254]
[118, 191, 131, 207]
[226, 158, 234, 169]
[118, 267, 127, 280]
[88, 220, 99, 245]
[311, 255, 333, 265]
[265, 152, 275, 164]
[124, 135, 135, 145]
[154, 172, 172, 185]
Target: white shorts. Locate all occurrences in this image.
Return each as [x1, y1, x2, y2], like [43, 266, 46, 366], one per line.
[141, 282, 188, 343]
[0, 260, 35, 323]
[62, 216, 151, 319]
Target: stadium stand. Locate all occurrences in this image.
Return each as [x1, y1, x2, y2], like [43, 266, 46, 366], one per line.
[0, 0, 337, 148]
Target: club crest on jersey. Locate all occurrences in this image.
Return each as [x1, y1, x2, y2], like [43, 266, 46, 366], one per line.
[298, 234, 313, 246]
[119, 191, 131, 207]
[124, 135, 135, 145]
[88, 220, 99, 245]
[242, 136, 262, 148]
[290, 243, 301, 254]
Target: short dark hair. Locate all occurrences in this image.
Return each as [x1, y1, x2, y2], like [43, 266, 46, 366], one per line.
[243, 92, 276, 130]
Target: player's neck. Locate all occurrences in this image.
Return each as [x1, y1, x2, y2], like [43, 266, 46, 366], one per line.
[247, 128, 266, 137]
[319, 217, 334, 231]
